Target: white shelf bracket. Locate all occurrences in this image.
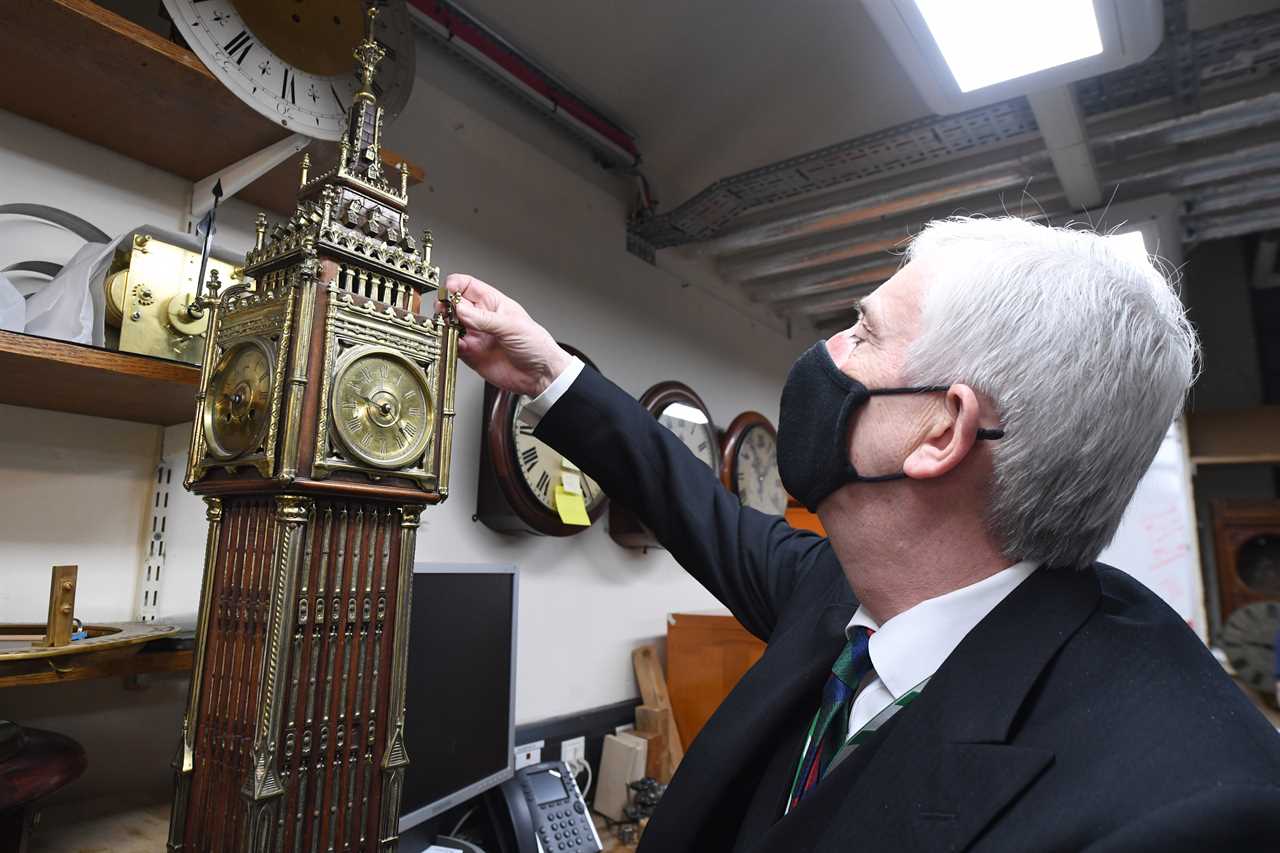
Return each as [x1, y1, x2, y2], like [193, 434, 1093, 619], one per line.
[186, 133, 312, 232]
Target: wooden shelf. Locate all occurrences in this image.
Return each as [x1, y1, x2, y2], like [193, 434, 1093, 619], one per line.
[1187, 406, 1280, 465]
[0, 330, 199, 425]
[0, 0, 422, 215]
[0, 647, 192, 689]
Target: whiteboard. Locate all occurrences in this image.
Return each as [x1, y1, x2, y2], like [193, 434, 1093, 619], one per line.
[1099, 422, 1208, 641]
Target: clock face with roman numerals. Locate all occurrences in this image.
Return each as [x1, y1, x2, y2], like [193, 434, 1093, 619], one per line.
[331, 349, 434, 470]
[510, 397, 605, 515]
[163, 0, 415, 141]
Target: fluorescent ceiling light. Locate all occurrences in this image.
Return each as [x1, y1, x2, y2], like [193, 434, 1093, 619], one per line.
[913, 0, 1103, 92]
[1108, 229, 1152, 265]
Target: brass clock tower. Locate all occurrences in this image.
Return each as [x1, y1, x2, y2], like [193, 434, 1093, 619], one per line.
[169, 9, 462, 851]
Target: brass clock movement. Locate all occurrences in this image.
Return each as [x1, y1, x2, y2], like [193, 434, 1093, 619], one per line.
[721, 412, 788, 516]
[169, 10, 461, 852]
[163, 0, 415, 140]
[477, 344, 608, 536]
[610, 381, 718, 548]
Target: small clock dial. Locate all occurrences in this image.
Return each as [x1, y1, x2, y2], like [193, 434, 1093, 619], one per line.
[510, 398, 605, 513]
[735, 425, 787, 515]
[1221, 601, 1280, 693]
[332, 350, 434, 469]
[657, 401, 719, 471]
[163, 0, 415, 141]
[205, 341, 273, 459]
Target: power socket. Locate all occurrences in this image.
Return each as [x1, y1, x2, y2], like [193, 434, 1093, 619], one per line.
[560, 735, 586, 768]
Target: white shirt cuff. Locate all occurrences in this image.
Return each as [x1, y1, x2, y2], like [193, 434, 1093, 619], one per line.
[518, 356, 585, 428]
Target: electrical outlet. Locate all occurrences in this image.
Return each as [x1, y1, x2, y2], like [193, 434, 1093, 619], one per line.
[515, 740, 544, 770]
[560, 735, 586, 768]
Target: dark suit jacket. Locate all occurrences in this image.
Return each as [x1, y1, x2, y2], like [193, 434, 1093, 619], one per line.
[535, 366, 1280, 852]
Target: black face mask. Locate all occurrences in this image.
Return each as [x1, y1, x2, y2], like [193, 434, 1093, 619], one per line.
[777, 342, 1004, 512]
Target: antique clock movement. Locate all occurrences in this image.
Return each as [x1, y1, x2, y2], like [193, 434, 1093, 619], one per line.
[164, 0, 415, 139]
[477, 344, 607, 536]
[609, 381, 718, 548]
[169, 10, 462, 852]
[721, 412, 788, 516]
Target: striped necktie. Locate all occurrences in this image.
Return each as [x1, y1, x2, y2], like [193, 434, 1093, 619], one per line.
[787, 626, 874, 810]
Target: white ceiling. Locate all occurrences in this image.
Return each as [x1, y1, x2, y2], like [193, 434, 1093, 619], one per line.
[458, 0, 932, 206]
[457, 0, 1280, 209]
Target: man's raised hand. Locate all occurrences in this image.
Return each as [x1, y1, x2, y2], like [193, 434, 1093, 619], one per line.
[441, 274, 572, 397]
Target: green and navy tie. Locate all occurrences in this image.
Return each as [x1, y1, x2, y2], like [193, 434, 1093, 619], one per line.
[787, 626, 874, 810]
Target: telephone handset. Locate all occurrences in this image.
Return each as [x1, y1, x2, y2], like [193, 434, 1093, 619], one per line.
[488, 760, 603, 853]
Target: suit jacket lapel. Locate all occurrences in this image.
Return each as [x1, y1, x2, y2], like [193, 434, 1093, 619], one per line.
[642, 572, 856, 853]
[754, 565, 1101, 853]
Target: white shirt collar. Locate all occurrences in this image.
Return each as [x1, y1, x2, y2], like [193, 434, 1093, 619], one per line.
[847, 560, 1039, 699]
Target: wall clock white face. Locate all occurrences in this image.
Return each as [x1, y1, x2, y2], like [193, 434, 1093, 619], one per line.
[657, 402, 719, 471]
[511, 397, 605, 514]
[735, 425, 787, 516]
[163, 0, 415, 141]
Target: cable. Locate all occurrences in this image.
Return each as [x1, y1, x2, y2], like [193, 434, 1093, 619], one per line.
[578, 759, 593, 802]
[449, 806, 475, 837]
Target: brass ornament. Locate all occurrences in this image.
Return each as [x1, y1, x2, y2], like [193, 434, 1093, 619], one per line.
[203, 339, 274, 460]
[331, 347, 435, 470]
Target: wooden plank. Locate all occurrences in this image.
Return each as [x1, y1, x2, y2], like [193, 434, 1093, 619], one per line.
[666, 612, 766, 751]
[0, 330, 199, 425]
[634, 705, 675, 784]
[1187, 406, 1280, 465]
[0, 649, 192, 689]
[626, 729, 667, 782]
[631, 645, 671, 709]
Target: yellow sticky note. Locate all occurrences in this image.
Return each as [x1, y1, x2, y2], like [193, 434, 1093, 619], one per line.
[554, 485, 591, 526]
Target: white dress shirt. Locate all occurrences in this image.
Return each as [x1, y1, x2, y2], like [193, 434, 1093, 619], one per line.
[519, 356, 1038, 741]
[518, 356, 585, 427]
[845, 560, 1038, 737]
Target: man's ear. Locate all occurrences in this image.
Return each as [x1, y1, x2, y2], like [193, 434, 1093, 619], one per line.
[902, 384, 981, 479]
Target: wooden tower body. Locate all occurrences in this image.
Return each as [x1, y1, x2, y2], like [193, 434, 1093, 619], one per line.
[169, 12, 461, 851]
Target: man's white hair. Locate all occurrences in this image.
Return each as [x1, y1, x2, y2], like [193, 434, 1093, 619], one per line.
[903, 216, 1200, 570]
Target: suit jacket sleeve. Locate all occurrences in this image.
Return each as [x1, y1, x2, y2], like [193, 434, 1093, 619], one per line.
[534, 365, 828, 641]
[1081, 783, 1280, 852]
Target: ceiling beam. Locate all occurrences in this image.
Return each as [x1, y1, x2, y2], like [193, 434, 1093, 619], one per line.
[1028, 86, 1103, 210]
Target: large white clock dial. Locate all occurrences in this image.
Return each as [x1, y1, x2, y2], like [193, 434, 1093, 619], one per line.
[163, 0, 415, 141]
[657, 402, 719, 471]
[510, 397, 605, 513]
[735, 424, 787, 515]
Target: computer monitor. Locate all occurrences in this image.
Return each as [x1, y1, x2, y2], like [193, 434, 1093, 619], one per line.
[399, 563, 518, 835]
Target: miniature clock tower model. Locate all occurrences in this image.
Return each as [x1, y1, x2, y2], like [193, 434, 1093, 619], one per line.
[169, 9, 462, 851]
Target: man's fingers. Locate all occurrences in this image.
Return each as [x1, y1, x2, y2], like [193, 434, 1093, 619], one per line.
[454, 297, 502, 334]
[445, 273, 503, 311]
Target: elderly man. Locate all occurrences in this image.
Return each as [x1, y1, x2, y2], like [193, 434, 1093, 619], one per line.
[446, 217, 1280, 852]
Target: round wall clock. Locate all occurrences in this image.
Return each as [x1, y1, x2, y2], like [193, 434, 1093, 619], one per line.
[476, 344, 608, 536]
[163, 0, 415, 140]
[721, 412, 788, 516]
[203, 339, 274, 460]
[610, 381, 719, 549]
[1220, 600, 1280, 695]
[331, 346, 434, 470]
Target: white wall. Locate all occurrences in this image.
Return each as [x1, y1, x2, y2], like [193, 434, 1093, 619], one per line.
[0, 29, 805, 789]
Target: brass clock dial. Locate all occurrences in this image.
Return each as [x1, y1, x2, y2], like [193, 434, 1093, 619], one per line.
[163, 0, 415, 141]
[204, 341, 274, 460]
[332, 349, 434, 469]
[722, 412, 788, 516]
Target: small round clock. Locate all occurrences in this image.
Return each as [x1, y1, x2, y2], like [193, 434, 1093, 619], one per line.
[610, 381, 718, 548]
[204, 340, 274, 460]
[477, 344, 607, 536]
[163, 0, 415, 141]
[1221, 600, 1280, 695]
[331, 346, 434, 469]
[721, 412, 788, 516]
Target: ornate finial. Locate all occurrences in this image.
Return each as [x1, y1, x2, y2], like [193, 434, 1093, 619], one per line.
[353, 4, 386, 103]
[206, 268, 222, 299]
[398, 161, 409, 196]
[299, 152, 311, 187]
[254, 212, 267, 251]
[421, 228, 433, 264]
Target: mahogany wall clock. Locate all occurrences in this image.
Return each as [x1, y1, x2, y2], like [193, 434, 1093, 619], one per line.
[720, 411, 788, 516]
[609, 381, 719, 549]
[476, 344, 608, 536]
